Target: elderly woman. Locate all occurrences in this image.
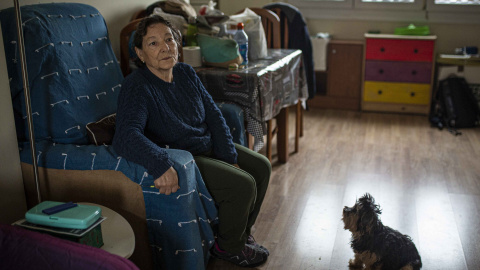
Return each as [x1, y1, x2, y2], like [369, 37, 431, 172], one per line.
[113, 15, 271, 269]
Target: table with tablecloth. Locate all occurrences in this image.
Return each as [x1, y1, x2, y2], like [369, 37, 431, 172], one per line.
[196, 49, 308, 154]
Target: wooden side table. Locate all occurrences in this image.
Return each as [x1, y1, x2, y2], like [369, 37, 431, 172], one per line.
[81, 202, 135, 259]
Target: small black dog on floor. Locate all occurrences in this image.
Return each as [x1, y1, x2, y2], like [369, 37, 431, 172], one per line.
[342, 193, 422, 270]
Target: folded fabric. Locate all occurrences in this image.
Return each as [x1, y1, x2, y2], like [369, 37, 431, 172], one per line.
[147, 0, 196, 20]
[152, 7, 187, 35]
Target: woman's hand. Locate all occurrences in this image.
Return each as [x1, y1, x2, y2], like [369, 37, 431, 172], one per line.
[154, 167, 180, 195]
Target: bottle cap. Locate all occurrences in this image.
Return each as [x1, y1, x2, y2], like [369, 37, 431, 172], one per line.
[237, 22, 244, 30]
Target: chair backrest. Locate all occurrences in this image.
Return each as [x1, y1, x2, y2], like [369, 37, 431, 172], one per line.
[0, 3, 123, 144]
[237, 8, 281, 49]
[267, 7, 290, 49]
[130, 9, 147, 21]
[120, 19, 142, 76]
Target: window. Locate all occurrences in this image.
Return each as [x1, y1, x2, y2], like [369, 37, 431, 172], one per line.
[354, 0, 423, 10]
[426, 0, 480, 22]
[427, 0, 480, 9]
[434, 0, 480, 4]
[288, 0, 480, 23]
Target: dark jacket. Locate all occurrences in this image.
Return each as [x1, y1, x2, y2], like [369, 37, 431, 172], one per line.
[264, 2, 316, 99]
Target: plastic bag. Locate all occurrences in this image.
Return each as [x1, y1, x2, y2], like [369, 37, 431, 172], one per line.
[226, 8, 268, 60]
[199, 0, 223, 16]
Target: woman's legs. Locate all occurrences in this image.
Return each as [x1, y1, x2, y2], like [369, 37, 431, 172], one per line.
[194, 144, 271, 254]
[194, 155, 255, 253]
[234, 144, 271, 236]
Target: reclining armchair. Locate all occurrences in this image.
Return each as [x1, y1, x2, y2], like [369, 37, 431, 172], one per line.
[1, 3, 217, 269]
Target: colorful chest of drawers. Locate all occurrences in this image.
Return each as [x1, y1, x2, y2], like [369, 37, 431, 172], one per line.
[362, 34, 437, 114]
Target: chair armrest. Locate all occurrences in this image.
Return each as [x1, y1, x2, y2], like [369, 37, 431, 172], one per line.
[19, 141, 197, 270]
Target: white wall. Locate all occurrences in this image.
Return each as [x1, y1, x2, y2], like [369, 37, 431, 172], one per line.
[2, 0, 477, 64]
[307, 19, 480, 55]
[218, 0, 480, 54]
[0, 22, 26, 224]
[0, 0, 156, 56]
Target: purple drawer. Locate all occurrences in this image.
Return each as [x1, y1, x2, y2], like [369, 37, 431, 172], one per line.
[365, 61, 432, 83]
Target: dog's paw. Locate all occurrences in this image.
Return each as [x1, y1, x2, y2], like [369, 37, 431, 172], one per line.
[348, 259, 364, 269]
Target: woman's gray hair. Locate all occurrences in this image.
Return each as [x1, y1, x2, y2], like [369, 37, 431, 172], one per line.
[133, 15, 182, 67]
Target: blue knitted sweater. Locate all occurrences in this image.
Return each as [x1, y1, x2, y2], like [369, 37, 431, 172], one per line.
[113, 63, 237, 179]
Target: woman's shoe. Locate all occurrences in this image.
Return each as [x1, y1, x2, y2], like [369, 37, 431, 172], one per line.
[211, 242, 268, 268]
[247, 235, 270, 256]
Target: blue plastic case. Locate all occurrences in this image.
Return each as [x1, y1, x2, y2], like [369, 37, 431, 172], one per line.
[25, 201, 102, 229]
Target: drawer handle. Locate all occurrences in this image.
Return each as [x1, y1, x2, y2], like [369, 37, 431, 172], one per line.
[379, 69, 384, 74]
[378, 90, 383, 95]
[410, 92, 415, 97]
[412, 70, 417, 75]
[380, 47, 385, 52]
[413, 49, 418, 54]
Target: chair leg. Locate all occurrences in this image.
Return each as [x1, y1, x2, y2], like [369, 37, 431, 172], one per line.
[295, 102, 301, 153]
[299, 102, 304, 137]
[266, 119, 273, 162]
[277, 107, 289, 163]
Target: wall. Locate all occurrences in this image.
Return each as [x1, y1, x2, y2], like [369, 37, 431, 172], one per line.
[307, 20, 480, 54]
[2, 0, 477, 66]
[0, 20, 26, 224]
[218, 0, 480, 54]
[218, 0, 271, 15]
[0, 0, 157, 57]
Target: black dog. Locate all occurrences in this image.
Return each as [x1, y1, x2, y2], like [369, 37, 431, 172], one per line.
[342, 193, 422, 270]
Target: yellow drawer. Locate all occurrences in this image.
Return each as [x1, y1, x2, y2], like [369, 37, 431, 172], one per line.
[363, 81, 430, 104]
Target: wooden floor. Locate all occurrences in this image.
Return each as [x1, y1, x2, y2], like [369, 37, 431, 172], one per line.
[207, 108, 480, 270]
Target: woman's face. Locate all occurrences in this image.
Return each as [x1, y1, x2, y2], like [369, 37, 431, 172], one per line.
[135, 23, 178, 75]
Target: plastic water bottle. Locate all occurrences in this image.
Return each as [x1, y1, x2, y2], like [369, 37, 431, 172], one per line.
[234, 22, 248, 65]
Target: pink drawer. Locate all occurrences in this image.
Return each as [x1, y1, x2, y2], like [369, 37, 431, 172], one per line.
[366, 38, 435, 62]
[365, 61, 432, 83]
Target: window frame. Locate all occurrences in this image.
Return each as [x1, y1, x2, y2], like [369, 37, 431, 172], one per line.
[287, 0, 354, 9]
[287, 0, 480, 23]
[426, 0, 480, 12]
[354, 0, 424, 11]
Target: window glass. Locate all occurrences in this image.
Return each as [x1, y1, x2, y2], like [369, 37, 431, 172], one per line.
[434, 0, 480, 4]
